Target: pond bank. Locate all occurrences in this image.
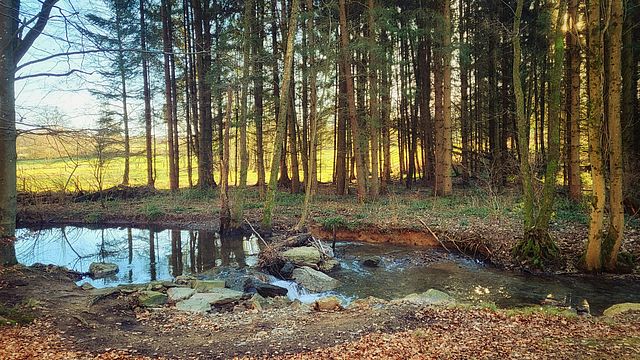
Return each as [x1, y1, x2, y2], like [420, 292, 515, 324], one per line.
[16, 185, 640, 274]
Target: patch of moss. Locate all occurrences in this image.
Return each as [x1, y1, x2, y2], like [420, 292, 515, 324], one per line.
[0, 304, 36, 326]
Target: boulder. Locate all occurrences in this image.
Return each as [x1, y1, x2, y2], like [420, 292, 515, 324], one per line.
[314, 296, 343, 311]
[176, 289, 246, 313]
[245, 278, 288, 298]
[361, 256, 381, 268]
[138, 291, 168, 307]
[88, 262, 119, 278]
[603, 303, 640, 317]
[319, 259, 340, 272]
[193, 280, 226, 292]
[400, 289, 455, 306]
[282, 246, 322, 267]
[291, 266, 339, 292]
[167, 287, 195, 302]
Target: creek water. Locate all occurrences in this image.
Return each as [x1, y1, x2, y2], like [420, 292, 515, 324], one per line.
[15, 226, 640, 314]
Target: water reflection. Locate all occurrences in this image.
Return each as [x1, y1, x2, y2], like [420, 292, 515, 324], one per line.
[15, 226, 261, 288]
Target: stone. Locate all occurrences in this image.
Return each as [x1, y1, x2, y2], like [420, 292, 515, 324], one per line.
[193, 280, 226, 292]
[318, 259, 340, 272]
[282, 233, 312, 247]
[167, 287, 196, 302]
[88, 262, 119, 279]
[291, 266, 340, 292]
[138, 291, 168, 307]
[280, 262, 295, 278]
[147, 281, 165, 291]
[361, 256, 381, 268]
[245, 278, 288, 298]
[176, 289, 246, 313]
[248, 294, 265, 311]
[79, 282, 95, 290]
[603, 303, 640, 317]
[282, 246, 322, 267]
[174, 275, 196, 286]
[314, 296, 343, 311]
[401, 289, 455, 306]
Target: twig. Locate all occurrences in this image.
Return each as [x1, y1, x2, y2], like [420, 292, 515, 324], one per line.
[418, 218, 450, 253]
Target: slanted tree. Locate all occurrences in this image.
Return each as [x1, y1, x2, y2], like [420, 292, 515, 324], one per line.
[263, 0, 300, 230]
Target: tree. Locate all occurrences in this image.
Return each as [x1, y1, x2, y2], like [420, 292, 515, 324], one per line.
[84, 0, 139, 187]
[339, 0, 366, 202]
[602, 0, 624, 270]
[191, 0, 216, 189]
[512, 0, 565, 267]
[296, 0, 318, 230]
[1, 0, 59, 265]
[140, 0, 155, 188]
[434, 0, 452, 196]
[262, 0, 300, 230]
[584, 0, 606, 271]
[565, 0, 581, 201]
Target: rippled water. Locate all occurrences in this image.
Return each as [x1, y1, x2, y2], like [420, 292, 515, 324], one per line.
[15, 226, 640, 314]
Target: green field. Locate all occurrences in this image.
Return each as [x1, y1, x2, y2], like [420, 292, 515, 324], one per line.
[17, 147, 402, 192]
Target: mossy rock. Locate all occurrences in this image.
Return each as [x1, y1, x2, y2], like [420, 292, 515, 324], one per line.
[138, 291, 168, 307]
[603, 303, 640, 317]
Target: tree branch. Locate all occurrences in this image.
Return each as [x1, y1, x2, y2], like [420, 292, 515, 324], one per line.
[15, 69, 92, 81]
[15, 0, 60, 63]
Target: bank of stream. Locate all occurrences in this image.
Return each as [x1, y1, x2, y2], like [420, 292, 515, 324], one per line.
[14, 225, 640, 315]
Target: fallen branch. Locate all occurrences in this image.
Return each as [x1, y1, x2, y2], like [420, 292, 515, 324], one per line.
[418, 218, 450, 253]
[244, 218, 270, 248]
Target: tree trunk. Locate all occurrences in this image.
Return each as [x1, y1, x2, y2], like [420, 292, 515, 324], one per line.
[253, 0, 266, 197]
[0, 0, 18, 265]
[115, 11, 130, 187]
[220, 88, 233, 234]
[339, 0, 367, 202]
[367, 0, 380, 198]
[141, 0, 154, 188]
[380, 29, 392, 190]
[566, 0, 581, 201]
[296, 0, 317, 230]
[161, 0, 178, 191]
[262, 0, 300, 229]
[1, 0, 58, 265]
[603, 0, 624, 270]
[192, 0, 216, 189]
[585, 0, 606, 271]
[336, 60, 348, 195]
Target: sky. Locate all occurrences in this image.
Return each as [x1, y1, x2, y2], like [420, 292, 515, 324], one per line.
[15, 0, 125, 131]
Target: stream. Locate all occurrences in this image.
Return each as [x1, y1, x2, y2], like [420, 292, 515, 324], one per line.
[15, 226, 640, 315]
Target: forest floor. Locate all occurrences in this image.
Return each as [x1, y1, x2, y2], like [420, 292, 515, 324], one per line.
[1, 264, 640, 359]
[16, 183, 640, 274]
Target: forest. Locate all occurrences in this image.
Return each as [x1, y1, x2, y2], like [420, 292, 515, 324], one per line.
[0, 0, 639, 358]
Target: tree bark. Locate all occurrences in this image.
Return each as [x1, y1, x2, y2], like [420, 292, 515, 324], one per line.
[141, 0, 154, 188]
[565, 0, 581, 201]
[263, 0, 300, 229]
[603, 0, 624, 270]
[339, 0, 367, 202]
[585, 0, 606, 271]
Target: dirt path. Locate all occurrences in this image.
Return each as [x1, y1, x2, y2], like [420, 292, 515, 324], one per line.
[1, 265, 640, 359]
